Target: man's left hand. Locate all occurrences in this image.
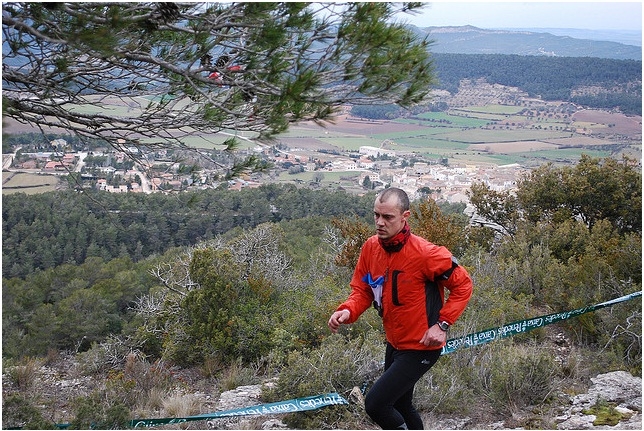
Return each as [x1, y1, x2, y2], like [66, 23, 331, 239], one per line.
[420, 324, 447, 347]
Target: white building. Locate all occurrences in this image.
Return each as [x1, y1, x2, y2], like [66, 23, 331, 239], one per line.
[359, 146, 395, 158]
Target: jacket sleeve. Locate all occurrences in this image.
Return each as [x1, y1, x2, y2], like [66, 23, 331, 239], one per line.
[335, 241, 376, 323]
[438, 264, 473, 325]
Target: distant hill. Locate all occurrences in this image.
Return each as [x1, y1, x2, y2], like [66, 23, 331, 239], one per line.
[429, 53, 642, 116]
[499, 28, 642, 47]
[412, 25, 642, 60]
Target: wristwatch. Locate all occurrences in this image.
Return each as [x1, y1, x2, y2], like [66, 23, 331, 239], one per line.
[437, 321, 450, 331]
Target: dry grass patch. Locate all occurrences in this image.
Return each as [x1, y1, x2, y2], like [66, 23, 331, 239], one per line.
[5, 357, 43, 390]
[469, 141, 559, 153]
[162, 393, 201, 419]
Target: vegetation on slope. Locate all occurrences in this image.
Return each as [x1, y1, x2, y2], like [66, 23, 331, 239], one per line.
[2, 156, 641, 429]
[432, 54, 642, 115]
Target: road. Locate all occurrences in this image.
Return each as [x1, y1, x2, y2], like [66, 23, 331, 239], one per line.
[2, 146, 21, 170]
[74, 152, 87, 172]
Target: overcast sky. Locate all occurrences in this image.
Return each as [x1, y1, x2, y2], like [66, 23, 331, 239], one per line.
[402, 1, 643, 32]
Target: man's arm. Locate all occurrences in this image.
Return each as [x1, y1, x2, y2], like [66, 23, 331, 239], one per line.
[438, 265, 473, 324]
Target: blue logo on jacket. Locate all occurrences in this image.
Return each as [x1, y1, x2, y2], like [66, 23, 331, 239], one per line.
[363, 273, 384, 316]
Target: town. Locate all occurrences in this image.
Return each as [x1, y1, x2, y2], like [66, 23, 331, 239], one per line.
[6, 77, 640, 206]
[3, 128, 526, 208]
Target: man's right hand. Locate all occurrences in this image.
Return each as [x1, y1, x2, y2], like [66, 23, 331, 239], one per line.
[328, 309, 350, 333]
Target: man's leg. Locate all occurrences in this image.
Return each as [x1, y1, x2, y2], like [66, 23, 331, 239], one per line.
[364, 344, 441, 429]
[394, 386, 423, 429]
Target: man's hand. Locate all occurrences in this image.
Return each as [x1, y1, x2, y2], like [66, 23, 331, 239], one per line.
[328, 310, 350, 333]
[420, 324, 447, 347]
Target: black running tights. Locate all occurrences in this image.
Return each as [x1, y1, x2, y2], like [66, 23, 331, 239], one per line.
[364, 343, 441, 430]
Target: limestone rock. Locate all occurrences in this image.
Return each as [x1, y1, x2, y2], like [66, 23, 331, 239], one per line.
[557, 371, 642, 430]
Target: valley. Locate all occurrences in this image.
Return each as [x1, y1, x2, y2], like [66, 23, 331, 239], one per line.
[3, 80, 641, 202]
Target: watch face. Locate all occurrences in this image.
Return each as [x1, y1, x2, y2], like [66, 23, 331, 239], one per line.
[439, 321, 449, 331]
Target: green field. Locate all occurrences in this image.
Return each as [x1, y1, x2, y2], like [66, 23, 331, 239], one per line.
[266, 169, 365, 193]
[319, 137, 377, 152]
[454, 105, 525, 115]
[2, 172, 60, 195]
[290, 101, 639, 166]
[412, 112, 492, 127]
[50, 97, 640, 168]
[140, 100, 639, 168]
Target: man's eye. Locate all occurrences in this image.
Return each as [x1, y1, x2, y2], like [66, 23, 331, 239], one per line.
[375, 213, 393, 220]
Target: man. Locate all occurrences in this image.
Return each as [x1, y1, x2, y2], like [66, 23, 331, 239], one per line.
[328, 187, 473, 430]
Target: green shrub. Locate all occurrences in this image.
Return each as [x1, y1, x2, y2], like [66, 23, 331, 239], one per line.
[265, 332, 385, 429]
[484, 342, 560, 409]
[70, 393, 130, 430]
[160, 247, 279, 366]
[2, 395, 54, 430]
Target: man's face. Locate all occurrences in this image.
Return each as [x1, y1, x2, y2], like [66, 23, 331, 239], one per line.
[373, 195, 410, 240]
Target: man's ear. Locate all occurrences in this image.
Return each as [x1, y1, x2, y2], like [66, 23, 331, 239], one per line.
[402, 210, 411, 221]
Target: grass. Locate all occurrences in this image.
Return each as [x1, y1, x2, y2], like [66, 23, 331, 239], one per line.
[162, 394, 201, 419]
[319, 137, 380, 151]
[394, 137, 471, 151]
[272, 170, 363, 187]
[457, 105, 526, 115]
[412, 112, 492, 127]
[514, 148, 613, 160]
[435, 128, 570, 143]
[2, 172, 59, 195]
[582, 399, 632, 426]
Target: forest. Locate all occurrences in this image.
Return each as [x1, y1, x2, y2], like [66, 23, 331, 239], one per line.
[1, 186, 377, 279]
[435, 54, 642, 115]
[353, 53, 643, 118]
[2, 155, 641, 429]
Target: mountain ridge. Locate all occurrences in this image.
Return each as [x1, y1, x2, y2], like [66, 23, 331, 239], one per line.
[412, 25, 642, 60]
[495, 27, 642, 46]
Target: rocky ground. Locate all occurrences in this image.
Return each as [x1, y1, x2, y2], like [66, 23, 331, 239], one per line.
[2, 329, 641, 430]
[2, 353, 641, 430]
[201, 371, 641, 430]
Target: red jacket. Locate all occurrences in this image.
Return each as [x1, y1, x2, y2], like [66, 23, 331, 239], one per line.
[336, 233, 473, 350]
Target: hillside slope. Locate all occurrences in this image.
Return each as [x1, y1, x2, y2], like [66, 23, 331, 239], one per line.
[413, 25, 642, 60]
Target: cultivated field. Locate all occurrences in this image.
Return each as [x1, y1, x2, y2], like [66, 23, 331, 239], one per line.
[2, 82, 641, 194]
[281, 102, 641, 167]
[572, 109, 643, 136]
[2, 172, 60, 195]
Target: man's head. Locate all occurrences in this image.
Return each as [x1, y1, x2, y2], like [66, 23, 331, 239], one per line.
[373, 188, 410, 240]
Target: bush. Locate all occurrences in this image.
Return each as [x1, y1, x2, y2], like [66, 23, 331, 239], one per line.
[1, 395, 54, 430]
[5, 357, 42, 390]
[265, 332, 385, 429]
[70, 393, 130, 430]
[76, 335, 137, 375]
[219, 357, 261, 391]
[484, 342, 560, 410]
[413, 354, 478, 416]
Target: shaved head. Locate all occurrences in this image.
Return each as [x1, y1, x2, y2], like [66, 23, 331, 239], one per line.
[376, 188, 409, 213]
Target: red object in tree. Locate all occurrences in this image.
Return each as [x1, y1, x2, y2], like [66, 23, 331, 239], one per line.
[209, 65, 243, 85]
